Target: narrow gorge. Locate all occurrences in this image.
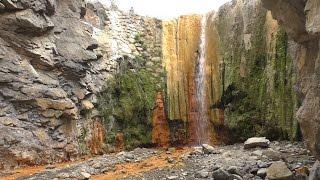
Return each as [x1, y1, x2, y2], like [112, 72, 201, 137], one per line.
[0, 0, 320, 179]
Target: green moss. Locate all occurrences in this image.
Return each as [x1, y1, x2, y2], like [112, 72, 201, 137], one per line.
[215, 10, 299, 142]
[98, 68, 158, 150]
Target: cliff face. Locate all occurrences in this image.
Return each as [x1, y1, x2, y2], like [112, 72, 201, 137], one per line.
[211, 0, 299, 143]
[0, 0, 163, 170]
[261, 0, 320, 159]
[162, 15, 222, 145]
[1, 0, 319, 171]
[162, 0, 299, 145]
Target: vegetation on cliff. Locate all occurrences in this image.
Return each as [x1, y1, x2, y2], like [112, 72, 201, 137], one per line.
[214, 5, 299, 142]
[98, 34, 165, 150]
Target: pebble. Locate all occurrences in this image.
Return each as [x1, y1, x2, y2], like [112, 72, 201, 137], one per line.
[80, 172, 91, 179]
[45, 164, 56, 169]
[167, 175, 178, 180]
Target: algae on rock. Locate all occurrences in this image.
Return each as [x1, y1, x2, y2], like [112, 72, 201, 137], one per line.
[211, 1, 299, 142]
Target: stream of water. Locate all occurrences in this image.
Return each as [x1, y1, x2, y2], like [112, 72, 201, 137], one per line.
[195, 15, 210, 145]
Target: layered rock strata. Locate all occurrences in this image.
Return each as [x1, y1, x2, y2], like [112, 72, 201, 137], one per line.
[0, 0, 163, 170]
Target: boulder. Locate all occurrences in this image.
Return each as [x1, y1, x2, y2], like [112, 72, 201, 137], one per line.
[309, 161, 320, 180]
[202, 144, 219, 154]
[244, 137, 270, 149]
[212, 168, 231, 180]
[257, 168, 267, 178]
[266, 161, 293, 180]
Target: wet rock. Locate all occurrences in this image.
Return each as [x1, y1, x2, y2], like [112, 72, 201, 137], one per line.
[244, 137, 270, 149]
[309, 161, 320, 180]
[212, 168, 231, 180]
[266, 161, 293, 180]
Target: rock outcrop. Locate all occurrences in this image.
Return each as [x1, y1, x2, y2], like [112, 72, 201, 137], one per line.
[0, 0, 163, 170]
[210, 0, 299, 143]
[261, 0, 320, 159]
[162, 14, 223, 145]
[162, 0, 300, 145]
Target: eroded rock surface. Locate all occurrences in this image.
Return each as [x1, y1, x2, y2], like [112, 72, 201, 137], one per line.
[261, 0, 320, 159]
[0, 0, 163, 170]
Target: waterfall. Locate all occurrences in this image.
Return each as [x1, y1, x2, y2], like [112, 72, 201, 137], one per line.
[195, 15, 209, 145]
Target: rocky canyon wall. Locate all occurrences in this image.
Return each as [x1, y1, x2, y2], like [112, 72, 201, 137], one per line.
[0, 0, 163, 170]
[261, 0, 320, 159]
[211, 0, 299, 143]
[1, 0, 319, 171]
[162, 15, 223, 145]
[162, 0, 299, 145]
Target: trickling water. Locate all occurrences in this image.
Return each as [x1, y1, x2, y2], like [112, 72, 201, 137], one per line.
[195, 15, 209, 145]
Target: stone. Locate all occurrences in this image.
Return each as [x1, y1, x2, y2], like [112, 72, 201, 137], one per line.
[202, 144, 219, 154]
[230, 174, 243, 180]
[295, 166, 309, 176]
[45, 164, 56, 169]
[244, 137, 270, 149]
[309, 161, 320, 180]
[191, 147, 203, 155]
[257, 168, 267, 178]
[252, 150, 263, 156]
[166, 157, 174, 163]
[195, 170, 209, 178]
[58, 173, 70, 178]
[266, 162, 293, 180]
[227, 166, 237, 174]
[35, 98, 74, 110]
[0, 3, 4, 9]
[263, 149, 283, 161]
[212, 169, 231, 180]
[82, 100, 94, 110]
[167, 175, 178, 180]
[80, 172, 91, 179]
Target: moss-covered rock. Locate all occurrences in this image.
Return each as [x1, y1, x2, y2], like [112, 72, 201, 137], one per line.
[212, 1, 299, 142]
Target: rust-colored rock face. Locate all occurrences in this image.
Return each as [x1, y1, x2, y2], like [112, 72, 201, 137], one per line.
[162, 15, 222, 145]
[88, 118, 105, 155]
[152, 92, 170, 147]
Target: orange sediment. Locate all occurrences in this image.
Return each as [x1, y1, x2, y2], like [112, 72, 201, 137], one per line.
[1, 157, 91, 180]
[91, 148, 191, 180]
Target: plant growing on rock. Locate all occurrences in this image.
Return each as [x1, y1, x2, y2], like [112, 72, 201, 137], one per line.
[98, 55, 161, 150]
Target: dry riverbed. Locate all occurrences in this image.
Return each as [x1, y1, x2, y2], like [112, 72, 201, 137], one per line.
[1, 141, 317, 180]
